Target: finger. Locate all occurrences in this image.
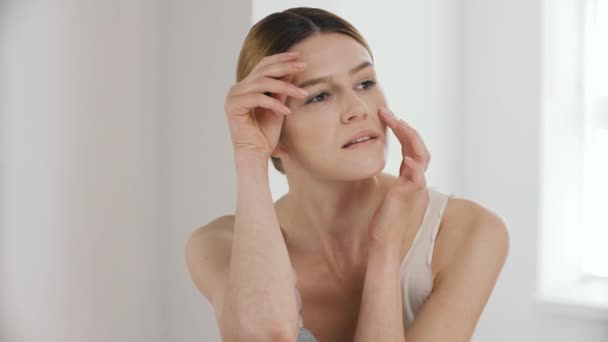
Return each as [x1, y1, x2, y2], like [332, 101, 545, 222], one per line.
[379, 108, 431, 166]
[395, 158, 426, 195]
[276, 73, 295, 106]
[252, 60, 307, 80]
[402, 156, 427, 188]
[239, 75, 307, 100]
[231, 92, 292, 119]
[250, 51, 301, 74]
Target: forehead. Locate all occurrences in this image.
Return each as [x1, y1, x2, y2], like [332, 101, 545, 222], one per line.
[287, 33, 373, 84]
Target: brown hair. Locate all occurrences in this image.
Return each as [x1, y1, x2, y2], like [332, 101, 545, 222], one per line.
[235, 7, 374, 174]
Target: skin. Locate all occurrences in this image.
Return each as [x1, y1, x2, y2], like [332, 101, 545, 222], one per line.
[271, 32, 391, 280]
[187, 32, 509, 342]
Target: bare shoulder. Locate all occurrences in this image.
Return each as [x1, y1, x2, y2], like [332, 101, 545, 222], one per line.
[185, 214, 235, 307]
[187, 214, 235, 264]
[402, 195, 509, 340]
[431, 195, 510, 279]
[189, 214, 235, 243]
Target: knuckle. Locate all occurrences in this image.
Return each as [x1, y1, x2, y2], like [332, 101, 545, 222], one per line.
[244, 71, 259, 82]
[233, 81, 249, 95]
[248, 77, 265, 93]
[252, 74, 264, 83]
[241, 81, 254, 94]
[245, 76, 259, 88]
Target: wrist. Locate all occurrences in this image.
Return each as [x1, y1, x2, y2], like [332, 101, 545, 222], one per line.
[234, 153, 271, 189]
[235, 151, 269, 170]
[365, 247, 403, 285]
[367, 228, 402, 259]
[367, 242, 403, 269]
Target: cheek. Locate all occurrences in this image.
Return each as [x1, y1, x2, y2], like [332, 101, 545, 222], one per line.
[286, 124, 336, 153]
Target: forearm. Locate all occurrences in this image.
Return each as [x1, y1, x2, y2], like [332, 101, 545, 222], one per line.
[223, 153, 298, 338]
[354, 245, 406, 342]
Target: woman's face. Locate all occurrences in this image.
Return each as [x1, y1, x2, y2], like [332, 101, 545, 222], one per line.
[276, 32, 389, 181]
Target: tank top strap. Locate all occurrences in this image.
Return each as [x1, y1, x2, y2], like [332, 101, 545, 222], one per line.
[424, 187, 454, 266]
[399, 187, 456, 330]
[400, 187, 451, 269]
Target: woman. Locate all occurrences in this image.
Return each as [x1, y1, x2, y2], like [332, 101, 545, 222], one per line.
[186, 7, 509, 342]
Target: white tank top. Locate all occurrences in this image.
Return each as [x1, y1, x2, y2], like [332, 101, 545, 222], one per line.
[292, 187, 477, 341]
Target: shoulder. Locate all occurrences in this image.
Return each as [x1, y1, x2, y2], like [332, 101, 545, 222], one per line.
[443, 196, 508, 233]
[402, 195, 509, 340]
[186, 214, 235, 262]
[188, 214, 235, 244]
[432, 195, 510, 280]
[187, 215, 235, 264]
[185, 215, 235, 303]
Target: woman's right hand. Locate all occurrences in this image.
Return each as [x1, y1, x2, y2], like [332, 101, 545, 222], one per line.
[224, 51, 309, 159]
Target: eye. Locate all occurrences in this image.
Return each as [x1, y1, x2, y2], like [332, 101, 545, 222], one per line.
[357, 79, 377, 90]
[305, 79, 377, 105]
[306, 92, 329, 104]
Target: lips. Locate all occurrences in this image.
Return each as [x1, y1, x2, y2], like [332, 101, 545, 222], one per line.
[342, 130, 381, 148]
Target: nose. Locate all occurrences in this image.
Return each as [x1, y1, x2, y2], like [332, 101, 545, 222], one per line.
[340, 91, 369, 123]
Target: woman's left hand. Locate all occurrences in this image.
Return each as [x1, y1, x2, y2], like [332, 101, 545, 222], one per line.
[368, 107, 431, 257]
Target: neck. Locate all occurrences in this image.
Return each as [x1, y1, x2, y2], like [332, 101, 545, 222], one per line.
[278, 173, 390, 275]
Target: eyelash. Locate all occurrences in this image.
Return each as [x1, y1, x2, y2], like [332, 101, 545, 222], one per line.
[305, 79, 377, 105]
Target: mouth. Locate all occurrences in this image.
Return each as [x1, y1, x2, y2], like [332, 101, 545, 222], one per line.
[341, 136, 379, 149]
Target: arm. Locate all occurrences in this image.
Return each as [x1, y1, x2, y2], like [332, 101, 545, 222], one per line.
[402, 210, 509, 341]
[354, 208, 509, 342]
[354, 243, 406, 342]
[186, 153, 298, 342]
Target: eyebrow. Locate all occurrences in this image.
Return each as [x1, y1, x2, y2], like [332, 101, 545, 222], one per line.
[296, 61, 373, 89]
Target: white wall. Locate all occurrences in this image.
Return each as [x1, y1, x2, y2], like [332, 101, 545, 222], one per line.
[326, 1, 457, 196]
[163, 1, 251, 341]
[0, 1, 164, 341]
[454, 0, 608, 340]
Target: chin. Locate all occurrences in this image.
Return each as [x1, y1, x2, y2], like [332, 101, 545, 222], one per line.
[338, 157, 386, 181]
[299, 144, 387, 181]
